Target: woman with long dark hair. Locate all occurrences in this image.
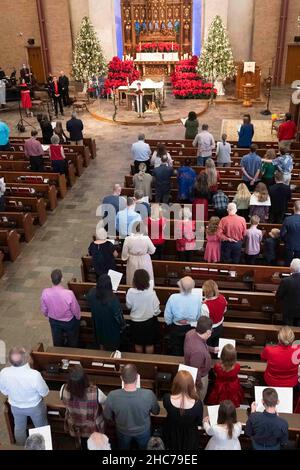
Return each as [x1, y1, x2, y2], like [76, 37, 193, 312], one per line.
[162, 370, 203, 450]
[60, 366, 106, 449]
[191, 172, 211, 220]
[87, 274, 125, 350]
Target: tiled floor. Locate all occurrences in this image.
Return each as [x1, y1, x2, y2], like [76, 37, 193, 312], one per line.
[0, 86, 291, 444]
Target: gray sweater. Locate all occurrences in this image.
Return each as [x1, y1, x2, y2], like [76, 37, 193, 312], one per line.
[103, 388, 160, 436]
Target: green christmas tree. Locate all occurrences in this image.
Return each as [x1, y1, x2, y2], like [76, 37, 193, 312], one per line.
[72, 16, 107, 82]
[197, 15, 235, 82]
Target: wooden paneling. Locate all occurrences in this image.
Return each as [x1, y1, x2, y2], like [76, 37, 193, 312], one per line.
[27, 46, 45, 83]
[285, 44, 300, 85]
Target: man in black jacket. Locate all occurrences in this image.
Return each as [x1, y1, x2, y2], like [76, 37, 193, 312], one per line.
[280, 200, 300, 266]
[49, 76, 64, 117]
[152, 155, 174, 203]
[269, 171, 291, 223]
[66, 112, 84, 145]
[276, 258, 300, 325]
[58, 71, 70, 107]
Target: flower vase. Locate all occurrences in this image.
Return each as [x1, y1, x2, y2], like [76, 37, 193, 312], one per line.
[214, 78, 225, 96]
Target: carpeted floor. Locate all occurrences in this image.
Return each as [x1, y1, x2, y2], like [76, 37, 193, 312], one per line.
[221, 119, 278, 142]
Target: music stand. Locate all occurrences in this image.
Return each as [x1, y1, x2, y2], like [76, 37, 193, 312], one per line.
[16, 100, 35, 133]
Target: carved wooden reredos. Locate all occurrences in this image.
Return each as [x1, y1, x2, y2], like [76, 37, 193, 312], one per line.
[121, 0, 193, 56]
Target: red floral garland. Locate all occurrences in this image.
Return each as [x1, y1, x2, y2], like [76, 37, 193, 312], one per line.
[104, 56, 140, 94]
[136, 42, 180, 53]
[171, 55, 217, 99]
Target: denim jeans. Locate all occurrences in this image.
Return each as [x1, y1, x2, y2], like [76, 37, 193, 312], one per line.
[252, 440, 281, 451]
[11, 400, 48, 446]
[221, 241, 242, 264]
[197, 156, 211, 166]
[117, 428, 151, 450]
[49, 317, 80, 347]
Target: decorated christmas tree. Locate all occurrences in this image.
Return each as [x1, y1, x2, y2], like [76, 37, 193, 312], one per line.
[197, 16, 235, 83]
[72, 16, 107, 82]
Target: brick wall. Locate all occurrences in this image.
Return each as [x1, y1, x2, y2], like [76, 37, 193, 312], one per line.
[43, 0, 73, 76]
[0, 0, 41, 76]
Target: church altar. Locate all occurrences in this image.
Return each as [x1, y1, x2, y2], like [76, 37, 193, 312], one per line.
[118, 79, 165, 110]
[135, 52, 179, 61]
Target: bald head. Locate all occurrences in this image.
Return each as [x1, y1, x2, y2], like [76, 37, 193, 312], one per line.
[113, 184, 122, 196]
[178, 276, 195, 294]
[87, 433, 111, 451]
[227, 202, 237, 215]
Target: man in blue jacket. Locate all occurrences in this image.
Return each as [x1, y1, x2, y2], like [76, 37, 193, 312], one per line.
[66, 112, 84, 145]
[280, 200, 300, 265]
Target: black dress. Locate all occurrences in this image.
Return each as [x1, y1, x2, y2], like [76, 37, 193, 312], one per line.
[88, 241, 116, 277]
[162, 394, 203, 451]
[87, 288, 125, 350]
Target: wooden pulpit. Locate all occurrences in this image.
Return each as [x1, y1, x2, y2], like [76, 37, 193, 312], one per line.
[235, 62, 262, 100]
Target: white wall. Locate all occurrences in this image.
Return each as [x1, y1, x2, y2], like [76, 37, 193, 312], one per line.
[202, 0, 229, 40]
[227, 0, 255, 61]
[88, 0, 117, 59]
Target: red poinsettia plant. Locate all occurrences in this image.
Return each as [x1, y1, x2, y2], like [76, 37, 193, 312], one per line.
[171, 56, 217, 99]
[136, 42, 180, 53]
[104, 56, 140, 94]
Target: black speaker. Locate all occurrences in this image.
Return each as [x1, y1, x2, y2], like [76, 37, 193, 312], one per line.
[294, 36, 300, 42]
[27, 38, 35, 45]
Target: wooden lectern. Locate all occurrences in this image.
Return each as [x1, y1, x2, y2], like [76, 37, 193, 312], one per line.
[235, 62, 261, 100]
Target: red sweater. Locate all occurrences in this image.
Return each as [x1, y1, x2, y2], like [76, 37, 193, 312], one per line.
[261, 344, 300, 387]
[217, 214, 247, 242]
[278, 120, 296, 141]
[204, 295, 227, 325]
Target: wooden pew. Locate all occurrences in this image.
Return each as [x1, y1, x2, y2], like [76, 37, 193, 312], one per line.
[5, 183, 58, 211]
[68, 281, 280, 324]
[0, 150, 84, 178]
[0, 250, 4, 278]
[3, 391, 300, 448]
[0, 158, 76, 188]
[0, 171, 67, 199]
[0, 229, 21, 261]
[80, 257, 289, 291]
[30, 343, 266, 393]
[0, 212, 35, 242]
[4, 196, 47, 226]
[146, 138, 300, 151]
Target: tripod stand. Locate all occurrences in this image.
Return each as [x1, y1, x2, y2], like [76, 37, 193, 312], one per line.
[16, 100, 35, 133]
[261, 71, 273, 116]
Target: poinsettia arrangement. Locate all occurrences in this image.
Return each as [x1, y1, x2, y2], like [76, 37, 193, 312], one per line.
[104, 56, 140, 94]
[171, 56, 217, 99]
[136, 42, 180, 53]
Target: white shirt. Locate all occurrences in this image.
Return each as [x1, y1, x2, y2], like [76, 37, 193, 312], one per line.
[0, 363, 49, 408]
[193, 131, 216, 158]
[151, 151, 173, 168]
[249, 194, 271, 207]
[126, 287, 161, 322]
[131, 141, 151, 162]
[216, 141, 232, 164]
[204, 422, 242, 450]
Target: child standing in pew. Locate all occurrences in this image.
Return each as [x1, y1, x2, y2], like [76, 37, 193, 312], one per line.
[203, 400, 242, 450]
[244, 215, 263, 265]
[264, 228, 280, 265]
[204, 217, 221, 263]
[245, 388, 289, 450]
[206, 344, 244, 408]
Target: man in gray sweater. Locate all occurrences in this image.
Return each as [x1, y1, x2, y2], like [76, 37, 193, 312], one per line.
[103, 364, 160, 449]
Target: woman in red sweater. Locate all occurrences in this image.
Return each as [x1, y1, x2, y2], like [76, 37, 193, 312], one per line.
[207, 344, 244, 407]
[50, 134, 66, 174]
[145, 203, 166, 260]
[261, 326, 300, 387]
[202, 280, 227, 347]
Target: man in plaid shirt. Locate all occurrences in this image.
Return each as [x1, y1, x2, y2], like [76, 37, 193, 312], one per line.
[212, 190, 229, 218]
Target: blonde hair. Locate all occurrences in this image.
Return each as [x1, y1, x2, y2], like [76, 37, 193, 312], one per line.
[205, 159, 217, 188]
[278, 326, 295, 346]
[270, 228, 280, 239]
[264, 149, 276, 160]
[254, 182, 269, 203]
[235, 183, 251, 202]
[250, 215, 260, 226]
[96, 224, 108, 241]
[206, 217, 220, 236]
[203, 279, 219, 299]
